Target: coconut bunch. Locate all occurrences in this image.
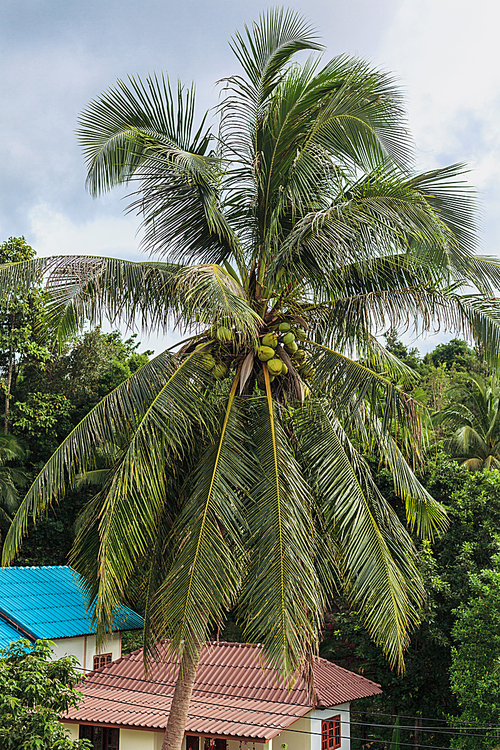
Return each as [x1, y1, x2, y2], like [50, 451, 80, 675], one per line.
[256, 320, 312, 388]
[193, 324, 236, 380]
[186, 317, 313, 397]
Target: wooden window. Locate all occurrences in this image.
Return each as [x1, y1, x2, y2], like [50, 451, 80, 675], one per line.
[93, 653, 113, 670]
[187, 737, 200, 750]
[79, 725, 119, 750]
[322, 716, 341, 750]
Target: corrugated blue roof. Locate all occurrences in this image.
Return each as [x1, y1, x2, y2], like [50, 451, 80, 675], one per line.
[0, 566, 143, 640]
[0, 616, 30, 649]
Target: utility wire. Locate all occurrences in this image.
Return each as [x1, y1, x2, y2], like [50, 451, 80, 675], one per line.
[69, 668, 499, 744]
[351, 707, 500, 731]
[72, 663, 499, 737]
[64, 683, 471, 750]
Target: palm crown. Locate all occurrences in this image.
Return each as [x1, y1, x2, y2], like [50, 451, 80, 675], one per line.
[435, 373, 500, 470]
[3, 9, 500, 679]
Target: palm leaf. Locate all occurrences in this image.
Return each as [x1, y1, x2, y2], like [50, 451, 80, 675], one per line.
[239, 366, 325, 677]
[2, 350, 213, 565]
[296, 400, 423, 669]
[151, 371, 253, 662]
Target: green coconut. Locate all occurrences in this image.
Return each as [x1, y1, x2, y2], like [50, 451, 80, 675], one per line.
[282, 332, 295, 345]
[200, 353, 216, 370]
[262, 332, 278, 348]
[294, 348, 306, 362]
[258, 346, 275, 362]
[278, 321, 291, 332]
[267, 358, 283, 376]
[295, 327, 307, 340]
[281, 362, 288, 375]
[285, 340, 298, 355]
[216, 326, 232, 342]
[212, 362, 228, 379]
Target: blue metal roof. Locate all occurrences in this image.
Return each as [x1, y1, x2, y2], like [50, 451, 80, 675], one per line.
[0, 616, 30, 649]
[0, 566, 143, 640]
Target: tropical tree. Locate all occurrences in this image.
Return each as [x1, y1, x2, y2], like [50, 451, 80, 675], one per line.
[434, 374, 500, 470]
[0, 639, 90, 750]
[2, 9, 500, 750]
[0, 434, 25, 533]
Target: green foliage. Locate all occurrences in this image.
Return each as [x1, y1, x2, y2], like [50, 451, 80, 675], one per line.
[0, 639, 90, 750]
[326, 458, 500, 749]
[428, 338, 483, 373]
[450, 554, 500, 748]
[435, 373, 500, 470]
[121, 628, 144, 655]
[13, 393, 72, 436]
[0, 301, 153, 566]
[0, 237, 50, 434]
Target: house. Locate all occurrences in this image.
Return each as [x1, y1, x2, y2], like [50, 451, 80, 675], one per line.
[62, 640, 382, 750]
[0, 565, 143, 670]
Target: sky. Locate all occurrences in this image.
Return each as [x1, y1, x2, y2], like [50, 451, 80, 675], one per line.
[1, 0, 499, 353]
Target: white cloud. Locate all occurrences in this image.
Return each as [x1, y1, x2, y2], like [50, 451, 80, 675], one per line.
[378, 1, 500, 169]
[375, 0, 500, 256]
[27, 203, 180, 352]
[28, 203, 143, 261]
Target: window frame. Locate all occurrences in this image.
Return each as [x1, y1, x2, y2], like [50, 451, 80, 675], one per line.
[321, 715, 341, 750]
[79, 724, 119, 749]
[92, 652, 113, 670]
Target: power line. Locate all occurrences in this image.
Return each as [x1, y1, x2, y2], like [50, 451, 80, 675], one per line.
[72, 663, 500, 737]
[351, 707, 500, 731]
[68, 669, 499, 744]
[63, 683, 474, 750]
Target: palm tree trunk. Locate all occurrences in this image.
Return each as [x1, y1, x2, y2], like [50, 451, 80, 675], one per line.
[161, 642, 204, 750]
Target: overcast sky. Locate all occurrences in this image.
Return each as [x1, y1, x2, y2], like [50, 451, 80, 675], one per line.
[1, 0, 499, 352]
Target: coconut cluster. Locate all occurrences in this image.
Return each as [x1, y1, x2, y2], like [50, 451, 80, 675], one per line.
[191, 319, 313, 393]
[196, 325, 234, 380]
[256, 320, 312, 385]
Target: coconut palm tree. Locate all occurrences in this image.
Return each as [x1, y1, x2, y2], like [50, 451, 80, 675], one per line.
[435, 373, 500, 470]
[0, 434, 25, 529]
[2, 9, 500, 750]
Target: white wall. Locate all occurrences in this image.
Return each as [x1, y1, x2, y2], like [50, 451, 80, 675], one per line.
[120, 728, 165, 749]
[273, 715, 310, 750]
[310, 705, 350, 750]
[51, 630, 121, 671]
[62, 722, 79, 741]
[61, 726, 164, 749]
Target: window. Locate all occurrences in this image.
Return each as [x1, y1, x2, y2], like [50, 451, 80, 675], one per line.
[79, 725, 119, 750]
[204, 738, 227, 750]
[322, 716, 341, 750]
[187, 737, 200, 750]
[93, 653, 113, 670]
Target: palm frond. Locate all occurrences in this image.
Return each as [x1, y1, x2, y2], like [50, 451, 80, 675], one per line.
[239, 367, 325, 677]
[78, 73, 243, 266]
[296, 401, 423, 670]
[229, 8, 322, 104]
[0, 256, 261, 345]
[2, 350, 213, 565]
[151, 372, 252, 662]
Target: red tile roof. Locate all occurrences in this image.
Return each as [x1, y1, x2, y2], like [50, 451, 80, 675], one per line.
[64, 641, 381, 741]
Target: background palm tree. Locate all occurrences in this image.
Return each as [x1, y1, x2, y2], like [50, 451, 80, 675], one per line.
[0, 433, 25, 534]
[435, 373, 500, 470]
[2, 8, 500, 750]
